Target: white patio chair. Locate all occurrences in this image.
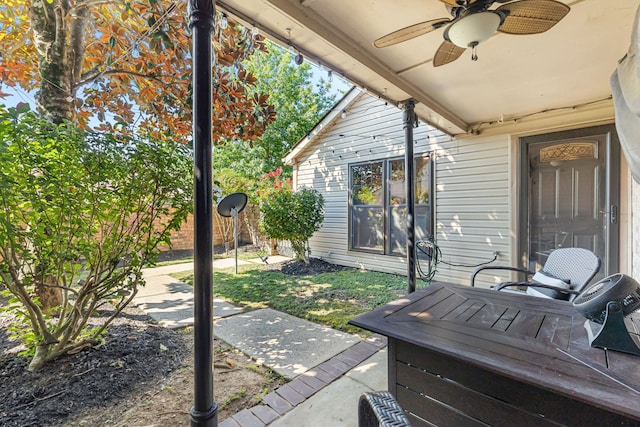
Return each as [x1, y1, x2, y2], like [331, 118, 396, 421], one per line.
[470, 247, 601, 302]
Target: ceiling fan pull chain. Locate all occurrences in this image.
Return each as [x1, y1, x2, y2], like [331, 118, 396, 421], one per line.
[471, 42, 478, 61]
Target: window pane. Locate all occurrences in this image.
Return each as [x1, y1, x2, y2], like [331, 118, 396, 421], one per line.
[415, 157, 430, 205]
[389, 159, 406, 255]
[351, 162, 384, 252]
[349, 156, 432, 256]
[352, 162, 383, 206]
[389, 159, 406, 205]
[415, 205, 430, 241]
[389, 205, 407, 256]
[392, 204, 431, 256]
[351, 206, 384, 251]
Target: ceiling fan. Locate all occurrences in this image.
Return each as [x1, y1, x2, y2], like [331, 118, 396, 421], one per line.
[374, 0, 570, 67]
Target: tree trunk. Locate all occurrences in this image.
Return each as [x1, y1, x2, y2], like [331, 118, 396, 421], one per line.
[28, 0, 90, 306]
[270, 239, 279, 256]
[242, 204, 269, 251]
[35, 281, 63, 311]
[28, 343, 51, 372]
[29, 0, 87, 123]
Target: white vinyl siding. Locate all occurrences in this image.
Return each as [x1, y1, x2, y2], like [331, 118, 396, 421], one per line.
[290, 92, 512, 287]
[432, 134, 510, 285]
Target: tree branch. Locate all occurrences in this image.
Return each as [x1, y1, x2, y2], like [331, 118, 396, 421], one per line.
[69, 5, 90, 89]
[3, 29, 32, 57]
[91, 289, 138, 339]
[73, 69, 163, 90]
[69, 0, 124, 14]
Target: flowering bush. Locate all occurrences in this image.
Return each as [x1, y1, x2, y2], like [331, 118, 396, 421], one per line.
[255, 166, 292, 199]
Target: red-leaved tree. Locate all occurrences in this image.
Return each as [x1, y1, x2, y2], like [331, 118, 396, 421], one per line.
[0, 0, 275, 141]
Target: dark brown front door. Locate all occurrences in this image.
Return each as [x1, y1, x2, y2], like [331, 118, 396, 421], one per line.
[520, 125, 620, 281]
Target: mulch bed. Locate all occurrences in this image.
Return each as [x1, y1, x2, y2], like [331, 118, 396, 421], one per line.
[0, 305, 190, 427]
[268, 258, 354, 275]
[0, 258, 347, 426]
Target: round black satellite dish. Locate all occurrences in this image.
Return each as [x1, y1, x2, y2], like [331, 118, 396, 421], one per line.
[217, 192, 248, 218]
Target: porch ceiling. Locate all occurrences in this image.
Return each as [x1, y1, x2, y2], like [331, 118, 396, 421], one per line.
[217, 0, 639, 135]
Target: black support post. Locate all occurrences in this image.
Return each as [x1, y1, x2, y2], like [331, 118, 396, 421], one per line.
[403, 99, 417, 294]
[189, 0, 217, 426]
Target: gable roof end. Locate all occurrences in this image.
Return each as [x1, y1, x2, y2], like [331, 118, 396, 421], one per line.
[283, 86, 362, 165]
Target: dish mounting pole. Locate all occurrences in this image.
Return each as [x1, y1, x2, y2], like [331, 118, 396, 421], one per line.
[233, 207, 239, 274]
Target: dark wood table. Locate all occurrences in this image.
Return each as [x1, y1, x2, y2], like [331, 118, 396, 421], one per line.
[349, 282, 640, 427]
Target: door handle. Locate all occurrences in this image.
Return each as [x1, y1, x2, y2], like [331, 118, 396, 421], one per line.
[610, 204, 618, 225]
[600, 206, 619, 224]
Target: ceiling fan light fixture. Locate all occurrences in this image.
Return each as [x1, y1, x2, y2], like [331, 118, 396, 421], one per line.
[445, 11, 502, 48]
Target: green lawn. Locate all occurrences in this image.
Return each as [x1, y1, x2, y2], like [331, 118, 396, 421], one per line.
[171, 263, 410, 335]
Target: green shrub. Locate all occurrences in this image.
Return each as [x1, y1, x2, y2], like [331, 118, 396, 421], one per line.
[260, 187, 324, 262]
[0, 105, 192, 370]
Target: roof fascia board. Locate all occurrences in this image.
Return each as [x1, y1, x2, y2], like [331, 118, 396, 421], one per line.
[264, 0, 468, 133]
[217, 0, 468, 134]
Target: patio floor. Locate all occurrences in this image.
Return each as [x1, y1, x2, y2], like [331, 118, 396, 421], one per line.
[136, 260, 388, 426]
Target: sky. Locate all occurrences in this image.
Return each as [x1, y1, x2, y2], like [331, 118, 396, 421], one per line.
[1, 60, 352, 116]
[1, 86, 35, 109]
[308, 61, 353, 96]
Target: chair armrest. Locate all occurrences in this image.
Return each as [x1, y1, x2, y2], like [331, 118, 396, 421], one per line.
[494, 282, 580, 295]
[358, 391, 411, 427]
[471, 266, 533, 287]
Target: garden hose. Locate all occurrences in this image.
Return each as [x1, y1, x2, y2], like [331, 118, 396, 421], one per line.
[416, 238, 498, 282]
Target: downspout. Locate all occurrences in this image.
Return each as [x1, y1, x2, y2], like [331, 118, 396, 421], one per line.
[189, 0, 217, 426]
[403, 99, 417, 293]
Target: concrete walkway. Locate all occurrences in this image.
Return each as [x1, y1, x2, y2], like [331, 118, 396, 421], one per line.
[137, 268, 242, 328]
[214, 308, 360, 380]
[134, 257, 388, 426]
[136, 256, 292, 328]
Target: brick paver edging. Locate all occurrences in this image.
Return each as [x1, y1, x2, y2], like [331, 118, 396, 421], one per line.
[219, 334, 388, 427]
